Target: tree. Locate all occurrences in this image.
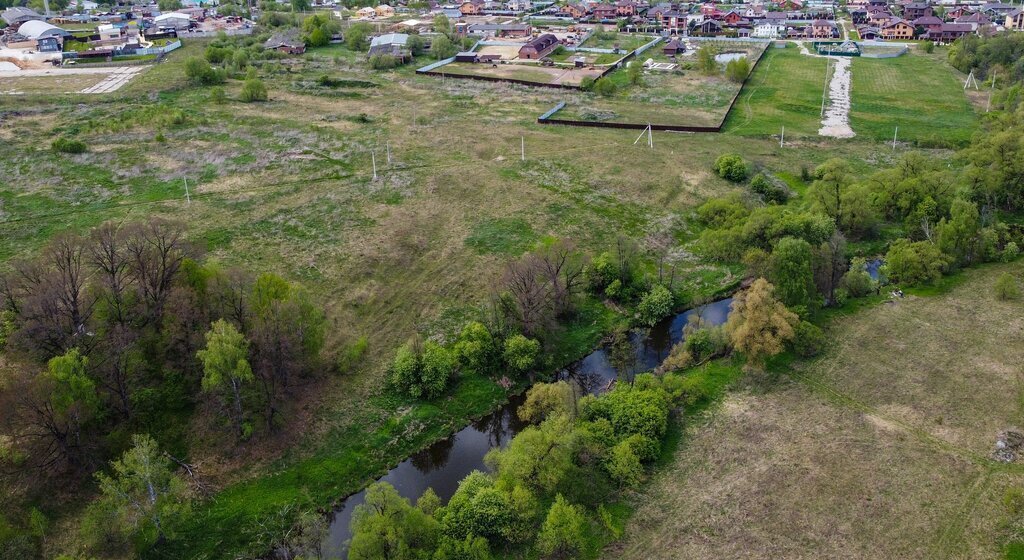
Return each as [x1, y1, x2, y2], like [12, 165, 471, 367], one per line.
[808, 158, 851, 227]
[432, 34, 457, 60]
[750, 173, 788, 204]
[606, 439, 643, 487]
[936, 198, 981, 265]
[713, 153, 748, 182]
[724, 56, 750, 82]
[724, 278, 798, 366]
[791, 320, 825, 357]
[433, 14, 452, 35]
[184, 57, 224, 85]
[518, 381, 575, 423]
[840, 258, 875, 298]
[454, 321, 498, 376]
[884, 239, 950, 285]
[407, 34, 425, 56]
[503, 334, 540, 376]
[291, 0, 310, 11]
[346, 23, 373, 51]
[157, 0, 181, 10]
[93, 434, 190, 548]
[307, 27, 328, 47]
[197, 319, 253, 437]
[593, 77, 618, 96]
[439, 471, 526, 544]
[536, 495, 587, 558]
[240, 78, 268, 102]
[636, 284, 674, 327]
[769, 237, 817, 310]
[995, 272, 1020, 300]
[485, 416, 574, 494]
[350, 482, 439, 559]
[696, 45, 718, 75]
[31, 349, 100, 472]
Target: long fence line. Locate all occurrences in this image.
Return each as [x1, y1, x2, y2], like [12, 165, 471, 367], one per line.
[538, 42, 770, 132]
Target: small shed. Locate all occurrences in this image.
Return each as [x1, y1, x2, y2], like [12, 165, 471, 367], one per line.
[663, 38, 683, 55]
[264, 31, 306, 54]
[455, 51, 479, 62]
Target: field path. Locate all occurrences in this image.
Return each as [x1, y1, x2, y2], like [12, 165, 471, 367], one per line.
[792, 41, 855, 138]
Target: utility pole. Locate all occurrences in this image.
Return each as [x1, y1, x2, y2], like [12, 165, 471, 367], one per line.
[372, 152, 378, 180]
[521, 136, 525, 161]
[183, 177, 191, 205]
[386, 142, 392, 165]
[780, 125, 785, 148]
[892, 126, 898, 151]
[648, 124, 653, 148]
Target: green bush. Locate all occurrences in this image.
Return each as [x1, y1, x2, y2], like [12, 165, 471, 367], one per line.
[995, 273, 1020, 301]
[503, 334, 540, 375]
[420, 342, 458, 399]
[724, 56, 750, 83]
[792, 321, 825, 357]
[184, 56, 225, 85]
[51, 137, 87, 154]
[368, 54, 400, 69]
[840, 259, 875, 298]
[1004, 241, 1020, 262]
[593, 77, 618, 97]
[636, 284, 674, 327]
[884, 239, 950, 285]
[453, 322, 497, 376]
[713, 153, 748, 182]
[749, 173, 788, 204]
[239, 78, 268, 102]
[606, 440, 643, 487]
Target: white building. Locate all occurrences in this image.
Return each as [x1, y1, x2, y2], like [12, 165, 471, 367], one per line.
[752, 21, 787, 37]
[153, 12, 192, 29]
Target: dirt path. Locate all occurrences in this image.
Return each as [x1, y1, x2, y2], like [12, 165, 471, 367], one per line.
[792, 41, 855, 138]
[0, 65, 144, 94]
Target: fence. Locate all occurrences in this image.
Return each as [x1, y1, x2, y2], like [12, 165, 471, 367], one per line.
[537, 43, 769, 132]
[861, 46, 907, 58]
[177, 27, 253, 38]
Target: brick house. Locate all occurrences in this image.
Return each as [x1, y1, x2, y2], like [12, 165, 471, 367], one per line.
[518, 33, 558, 58]
[880, 18, 914, 38]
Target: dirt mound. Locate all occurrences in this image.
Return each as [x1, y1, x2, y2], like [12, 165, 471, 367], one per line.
[993, 429, 1024, 462]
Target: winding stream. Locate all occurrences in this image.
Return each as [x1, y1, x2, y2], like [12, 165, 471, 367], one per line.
[320, 298, 734, 558]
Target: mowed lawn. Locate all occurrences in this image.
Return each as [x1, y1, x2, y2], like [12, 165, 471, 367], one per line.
[723, 45, 828, 138]
[850, 53, 977, 146]
[612, 262, 1024, 560]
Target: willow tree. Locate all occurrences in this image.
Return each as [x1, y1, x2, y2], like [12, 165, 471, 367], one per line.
[197, 319, 253, 438]
[724, 278, 798, 366]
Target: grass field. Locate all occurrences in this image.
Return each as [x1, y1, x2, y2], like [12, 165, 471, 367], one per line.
[850, 52, 978, 145]
[436, 61, 604, 85]
[0, 37, 988, 558]
[579, 32, 657, 51]
[614, 262, 1024, 559]
[0, 73, 107, 94]
[725, 45, 978, 146]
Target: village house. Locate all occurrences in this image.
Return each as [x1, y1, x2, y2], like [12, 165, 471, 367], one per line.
[809, 18, 836, 37]
[955, 11, 990, 29]
[356, 6, 376, 17]
[902, 2, 932, 20]
[518, 33, 558, 58]
[944, 6, 970, 20]
[616, 0, 637, 16]
[368, 32, 410, 60]
[153, 12, 192, 30]
[563, 2, 589, 18]
[1005, 9, 1024, 30]
[507, 0, 532, 11]
[1, 6, 43, 28]
[698, 18, 722, 34]
[465, 22, 532, 37]
[460, 0, 485, 15]
[375, 4, 396, 17]
[923, 21, 972, 42]
[264, 31, 306, 54]
[880, 17, 914, 38]
[663, 37, 683, 54]
[593, 3, 618, 19]
[753, 20, 787, 37]
[912, 15, 943, 34]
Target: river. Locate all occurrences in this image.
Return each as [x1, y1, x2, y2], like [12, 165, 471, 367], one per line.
[319, 297, 734, 557]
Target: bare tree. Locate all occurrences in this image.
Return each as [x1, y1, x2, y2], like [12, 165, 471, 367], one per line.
[124, 219, 193, 326]
[89, 222, 135, 328]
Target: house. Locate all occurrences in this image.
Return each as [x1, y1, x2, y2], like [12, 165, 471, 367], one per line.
[663, 37, 683, 54]
[810, 18, 837, 37]
[517, 33, 557, 58]
[753, 20, 787, 37]
[722, 10, 743, 24]
[264, 31, 306, 54]
[763, 11, 788, 24]
[454, 50, 479, 62]
[153, 12, 192, 29]
[97, 23, 123, 41]
[912, 15, 943, 33]
[880, 17, 914, 38]
[459, 0, 485, 14]
[981, 2, 1016, 17]
[563, 2, 588, 18]
[699, 18, 722, 33]
[593, 3, 617, 19]
[924, 22, 972, 42]
[1005, 9, 1024, 30]
[902, 2, 931, 19]
[368, 32, 409, 59]
[955, 11, 990, 29]
[375, 4, 395, 17]
[356, 6, 376, 17]
[507, 0, 532, 11]
[616, 0, 637, 16]
[945, 6, 970, 20]
[1, 6, 43, 27]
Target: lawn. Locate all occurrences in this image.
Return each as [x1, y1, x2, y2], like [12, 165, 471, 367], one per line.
[579, 32, 657, 52]
[723, 45, 829, 138]
[614, 261, 1024, 560]
[435, 61, 604, 85]
[850, 53, 978, 146]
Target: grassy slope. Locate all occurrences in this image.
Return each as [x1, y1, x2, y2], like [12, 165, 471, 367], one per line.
[613, 261, 1024, 560]
[0, 38, 984, 558]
